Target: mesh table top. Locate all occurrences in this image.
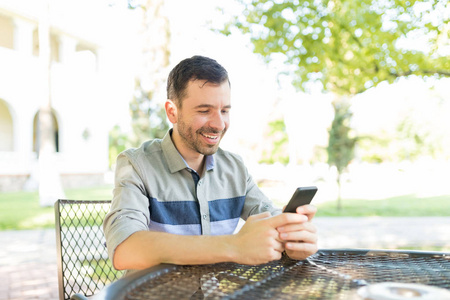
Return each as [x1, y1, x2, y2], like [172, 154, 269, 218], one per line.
[94, 249, 450, 300]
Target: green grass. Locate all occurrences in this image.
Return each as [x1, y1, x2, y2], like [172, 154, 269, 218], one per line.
[0, 186, 113, 230]
[1, 186, 449, 230]
[316, 194, 450, 217]
[81, 258, 124, 281]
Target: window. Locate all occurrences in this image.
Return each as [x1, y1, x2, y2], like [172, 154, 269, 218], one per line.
[33, 109, 60, 153]
[0, 99, 13, 151]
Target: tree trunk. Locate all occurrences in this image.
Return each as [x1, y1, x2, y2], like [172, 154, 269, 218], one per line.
[337, 173, 342, 211]
[139, 0, 170, 99]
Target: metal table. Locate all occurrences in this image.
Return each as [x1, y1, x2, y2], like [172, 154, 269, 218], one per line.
[93, 249, 450, 300]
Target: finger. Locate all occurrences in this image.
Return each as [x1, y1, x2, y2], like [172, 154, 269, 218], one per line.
[278, 222, 317, 234]
[279, 230, 318, 244]
[268, 213, 308, 228]
[295, 204, 317, 220]
[272, 240, 285, 253]
[276, 216, 311, 233]
[269, 248, 284, 261]
[296, 204, 317, 214]
[285, 242, 319, 258]
[278, 222, 311, 233]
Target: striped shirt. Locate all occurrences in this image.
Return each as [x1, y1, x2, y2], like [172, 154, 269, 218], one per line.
[103, 129, 281, 267]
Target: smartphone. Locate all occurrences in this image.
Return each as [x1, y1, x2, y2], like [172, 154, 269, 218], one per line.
[283, 186, 318, 213]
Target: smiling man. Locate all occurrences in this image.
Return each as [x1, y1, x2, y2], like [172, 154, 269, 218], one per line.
[103, 56, 318, 275]
[167, 76, 231, 173]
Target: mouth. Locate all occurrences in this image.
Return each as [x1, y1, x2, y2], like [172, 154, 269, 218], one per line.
[201, 133, 219, 140]
[199, 131, 222, 145]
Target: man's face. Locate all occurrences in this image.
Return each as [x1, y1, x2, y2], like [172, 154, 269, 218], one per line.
[173, 79, 231, 157]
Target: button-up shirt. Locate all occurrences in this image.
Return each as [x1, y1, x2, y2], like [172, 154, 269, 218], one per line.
[103, 129, 281, 265]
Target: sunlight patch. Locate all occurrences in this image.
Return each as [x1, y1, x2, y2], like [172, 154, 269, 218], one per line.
[19, 213, 54, 229]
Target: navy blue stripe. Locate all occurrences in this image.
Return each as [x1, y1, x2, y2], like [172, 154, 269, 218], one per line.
[209, 196, 245, 222]
[149, 196, 246, 225]
[149, 198, 201, 225]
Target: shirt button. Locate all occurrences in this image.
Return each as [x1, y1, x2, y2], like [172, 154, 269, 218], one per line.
[202, 214, 207, 220]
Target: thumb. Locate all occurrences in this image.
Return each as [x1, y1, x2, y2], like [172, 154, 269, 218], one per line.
[247, 211, 271, 222]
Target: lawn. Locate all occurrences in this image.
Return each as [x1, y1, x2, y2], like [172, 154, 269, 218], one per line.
[0, 186, 449, 230]
[315, 194, 450, 217]
[0, 186, 114, 230]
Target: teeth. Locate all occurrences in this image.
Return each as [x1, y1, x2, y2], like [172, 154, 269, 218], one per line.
[202, 133, 218, 139]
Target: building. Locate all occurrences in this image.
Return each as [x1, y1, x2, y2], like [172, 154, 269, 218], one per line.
[0, 0, 135, 192]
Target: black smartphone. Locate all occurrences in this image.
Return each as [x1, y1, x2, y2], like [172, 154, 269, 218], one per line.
[283, 186, 318, 213]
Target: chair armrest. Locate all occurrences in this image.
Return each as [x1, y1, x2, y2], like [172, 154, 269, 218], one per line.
[70, 293, 90, 300]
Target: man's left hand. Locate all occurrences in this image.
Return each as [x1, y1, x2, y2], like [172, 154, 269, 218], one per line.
[277, 204, 318, 260]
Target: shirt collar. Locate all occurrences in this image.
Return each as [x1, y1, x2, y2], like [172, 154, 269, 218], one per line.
[161, 129, 215, 173]
[205, 155, 215, 171]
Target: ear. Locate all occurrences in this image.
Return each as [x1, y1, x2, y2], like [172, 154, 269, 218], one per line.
[165, 99, 178, 124]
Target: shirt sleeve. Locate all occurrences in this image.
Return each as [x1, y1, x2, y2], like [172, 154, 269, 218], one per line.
[240, 169, 282, 219]
[103, 152, 150, 265]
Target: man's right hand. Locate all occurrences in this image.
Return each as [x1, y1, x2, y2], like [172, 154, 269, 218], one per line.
[113, 211, 310, 271]
[229, 212, 308, 265]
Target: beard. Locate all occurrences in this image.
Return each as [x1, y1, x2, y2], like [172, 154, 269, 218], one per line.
[177, 115, 227, 156]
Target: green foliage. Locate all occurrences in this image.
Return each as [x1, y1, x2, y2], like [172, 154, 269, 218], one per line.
[223, 0, 450, 171]
[229, 0, 450, 95]
[259, 119, 290, 164]
[395, 115, 439, 161]
[327, 99, 357, 174]
[108, 0, 171, 167]
[357, 113, 445, 163]
[357, 130, 393, 163]
[129, 79, 169, 146]
[327, 99, 357, 207]
[108, 125, 130, 168]
[108, 79, 169, 167]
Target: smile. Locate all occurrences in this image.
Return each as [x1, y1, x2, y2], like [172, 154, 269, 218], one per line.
[201, 133, 219, 140]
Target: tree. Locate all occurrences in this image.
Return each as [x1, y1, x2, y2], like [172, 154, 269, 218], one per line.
[327, 99, 356, 209]
[259, 119, 290, 165]
[131, 0, 171, 145]
[108, 125, 129, 168]
[109, 0, 170, 158]
[226, 0, 449, 95]
[223, 0, 449, 204]
[128, 78, 169, 146]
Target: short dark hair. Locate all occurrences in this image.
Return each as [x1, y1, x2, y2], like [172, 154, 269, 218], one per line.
[166, 55, 229, 107]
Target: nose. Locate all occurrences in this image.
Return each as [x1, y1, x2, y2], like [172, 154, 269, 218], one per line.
[209, 110, 226, 131]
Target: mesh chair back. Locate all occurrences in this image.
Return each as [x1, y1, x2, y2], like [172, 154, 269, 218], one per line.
[54, 199, 123, 300]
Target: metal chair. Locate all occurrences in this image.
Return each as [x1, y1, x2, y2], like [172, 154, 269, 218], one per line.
[54, 199, 123, 300]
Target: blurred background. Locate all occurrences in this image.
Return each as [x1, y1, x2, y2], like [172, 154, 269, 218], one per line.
[0, 1, 449, 298]
[0, 0, 449, 225]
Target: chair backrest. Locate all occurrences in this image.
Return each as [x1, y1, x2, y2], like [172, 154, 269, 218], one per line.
[54, 199, 123, 300]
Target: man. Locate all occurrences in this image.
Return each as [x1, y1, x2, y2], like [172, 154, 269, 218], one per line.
[103, 55, 318, 274]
